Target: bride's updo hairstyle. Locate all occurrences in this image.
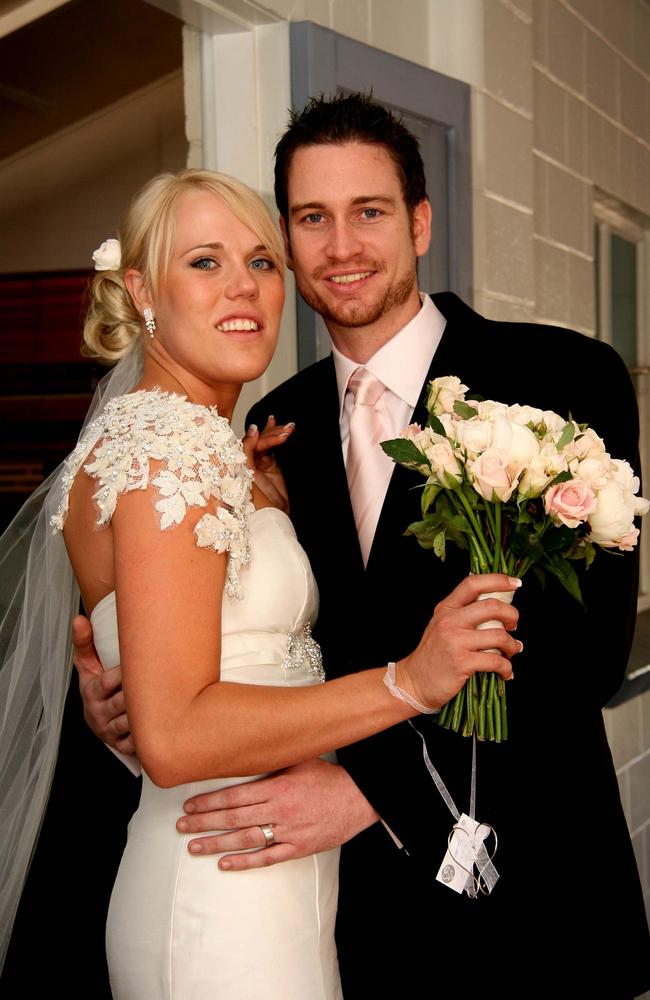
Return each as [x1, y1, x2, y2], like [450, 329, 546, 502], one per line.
[83, 169, 285, 363]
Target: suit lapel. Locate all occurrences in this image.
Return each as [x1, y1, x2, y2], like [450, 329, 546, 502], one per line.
[288, 356, 365, 588]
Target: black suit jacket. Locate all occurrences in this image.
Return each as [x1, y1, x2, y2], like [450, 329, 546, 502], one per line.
[249, 293, 649, 998]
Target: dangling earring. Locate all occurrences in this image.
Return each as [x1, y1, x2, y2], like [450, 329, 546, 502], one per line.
[143, 307, 156, 338]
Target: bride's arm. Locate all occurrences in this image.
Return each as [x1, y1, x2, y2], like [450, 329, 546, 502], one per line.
[112, 487, 520, 788]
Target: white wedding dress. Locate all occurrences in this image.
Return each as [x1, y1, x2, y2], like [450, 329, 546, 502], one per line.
[53, 390, 342, 1000]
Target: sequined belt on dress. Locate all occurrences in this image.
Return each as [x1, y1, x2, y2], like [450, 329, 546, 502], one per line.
[220, 622, 324, 683]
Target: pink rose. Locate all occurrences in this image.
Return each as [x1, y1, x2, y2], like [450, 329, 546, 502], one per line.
[402, 422, 422, 441]
[544, 479, 597, 528]
[467, 449, 516, 502]
[399, 423, 430, 473]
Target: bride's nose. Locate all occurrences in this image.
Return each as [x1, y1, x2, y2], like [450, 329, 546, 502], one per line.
[225, 262, 258, 300]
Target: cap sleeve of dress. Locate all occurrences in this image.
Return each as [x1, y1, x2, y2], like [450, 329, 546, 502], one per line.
[50, 389, 254, 598]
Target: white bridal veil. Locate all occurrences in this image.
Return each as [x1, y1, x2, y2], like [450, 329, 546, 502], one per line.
[0, 343, 143, 971]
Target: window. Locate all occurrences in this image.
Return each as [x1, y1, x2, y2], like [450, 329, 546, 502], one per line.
[595, 203, 650, 614]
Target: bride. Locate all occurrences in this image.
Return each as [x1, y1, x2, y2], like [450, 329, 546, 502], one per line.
[0, 168, 520, 999]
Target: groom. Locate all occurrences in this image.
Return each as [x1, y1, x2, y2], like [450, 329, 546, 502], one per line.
[79, 94, 649, 996]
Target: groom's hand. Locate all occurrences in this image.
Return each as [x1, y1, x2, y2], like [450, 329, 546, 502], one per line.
[177, 758, 379, 869]
[72, 614, 135, 754]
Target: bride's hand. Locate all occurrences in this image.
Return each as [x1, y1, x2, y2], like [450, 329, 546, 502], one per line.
[243, 416, 294, 513]
[396, 574, 523, 712]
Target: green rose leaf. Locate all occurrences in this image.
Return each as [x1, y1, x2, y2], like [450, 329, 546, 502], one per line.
[546, 470, 573, 489]
[427, 414, 447, 436]
[546, 554, 584, 605]
[543, 525, 575, 555]
[421, 481, 441, 515]
[556, 422, 576, 451]
[510, 528, 544, 562]
[584, 541, 596, 568]
[381, 438, 427, 467]
[453, 400, 477, 421]
[433, 530, 446, 560]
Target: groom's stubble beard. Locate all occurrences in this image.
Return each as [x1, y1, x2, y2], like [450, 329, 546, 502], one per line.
[293, 252, 419, 331]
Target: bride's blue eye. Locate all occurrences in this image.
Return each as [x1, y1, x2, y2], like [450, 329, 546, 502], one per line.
[191, 257, 217, 270]
[250, 258, 274, 271]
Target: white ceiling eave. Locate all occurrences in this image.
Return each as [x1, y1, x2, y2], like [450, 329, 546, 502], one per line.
[0, 71, 184, 222]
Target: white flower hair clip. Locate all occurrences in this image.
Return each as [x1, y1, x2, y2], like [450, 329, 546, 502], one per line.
[92, 238, 121, 271]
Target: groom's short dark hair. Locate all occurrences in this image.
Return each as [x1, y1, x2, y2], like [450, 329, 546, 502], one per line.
[274, 92, 427, 224]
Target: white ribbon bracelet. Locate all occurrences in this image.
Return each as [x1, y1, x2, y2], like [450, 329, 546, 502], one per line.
[383, 662, 438, 715]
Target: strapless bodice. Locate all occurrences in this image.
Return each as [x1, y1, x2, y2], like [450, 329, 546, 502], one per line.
[91, 506, 324, 780]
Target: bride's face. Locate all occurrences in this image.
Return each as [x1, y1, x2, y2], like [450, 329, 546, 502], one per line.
[141, 188, 285, 400]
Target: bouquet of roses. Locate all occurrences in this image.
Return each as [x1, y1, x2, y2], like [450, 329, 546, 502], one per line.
[382, 375, 649, 742]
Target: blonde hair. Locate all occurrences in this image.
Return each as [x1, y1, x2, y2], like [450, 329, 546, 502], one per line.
[83, 169, 285, 363]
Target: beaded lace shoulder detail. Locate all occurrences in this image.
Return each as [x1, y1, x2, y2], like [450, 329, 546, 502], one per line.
[51, 389, 254, 598]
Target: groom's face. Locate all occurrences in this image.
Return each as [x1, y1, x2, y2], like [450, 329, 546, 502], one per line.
[283, 141, 431, 354]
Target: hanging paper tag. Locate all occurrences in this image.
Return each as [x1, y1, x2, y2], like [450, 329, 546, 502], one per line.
[436, 813, 499, 897]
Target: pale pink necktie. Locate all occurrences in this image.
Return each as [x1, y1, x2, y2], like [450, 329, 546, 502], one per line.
[346, 367, 389, 565]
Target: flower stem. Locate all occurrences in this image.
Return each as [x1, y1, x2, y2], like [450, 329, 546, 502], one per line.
[493, 502, 503, 573]
[451, 684, 466, 732]
[438, 700, 452, 728]
[469, 534, 490, 574]
[494, 681, 502, 742]
[454, 487, 494, 568]
[466, 677, 474, 735]
[486, 673, 496, 741]
[478, 672, 488, 741]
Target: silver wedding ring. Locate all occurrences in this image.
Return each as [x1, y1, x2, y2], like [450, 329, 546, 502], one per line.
[260, 823, 275, 847]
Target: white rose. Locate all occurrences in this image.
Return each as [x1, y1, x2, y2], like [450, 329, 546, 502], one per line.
[610, 458, 640, 493]
[608, 459, 650, 519]
[92, 238, 121, 271]
[518, 442, 569, 499]
[577, 454, 614, 490]
[635, 495, 650, 517]
[423, 433, 462, 485]
[564, 427, 606, 461]
[541, 410, 567, 435]
[518, 453, 556, 498]
[588, 480, 637, 548]
[507, 403, 545, 428]
[476, 399, 509, 420]
[491, 414, 540, 479]
[454, 416, 494, 457]
[467, 448, 516, 502]
[435, 411, 458, 438]
[427, 376, 469, 415]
